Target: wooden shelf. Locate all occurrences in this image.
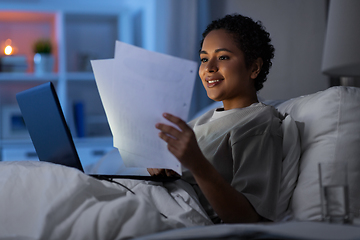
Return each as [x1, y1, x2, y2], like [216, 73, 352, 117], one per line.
[0, 72, 59, 81]
[0, 72, 98, 82]
[0, 10, 117, 162]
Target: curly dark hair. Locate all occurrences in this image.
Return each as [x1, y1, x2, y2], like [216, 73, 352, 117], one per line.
[201, 14, 275, 91]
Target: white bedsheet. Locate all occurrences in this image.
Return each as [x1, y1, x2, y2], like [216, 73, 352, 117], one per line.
[0, 161, 212, 240]
[135, 221, 360, 240]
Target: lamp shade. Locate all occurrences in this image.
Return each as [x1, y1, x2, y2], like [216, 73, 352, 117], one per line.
[322, 0, 360, 77]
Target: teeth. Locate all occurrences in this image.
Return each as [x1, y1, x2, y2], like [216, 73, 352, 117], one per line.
[208, 80, 220, 83]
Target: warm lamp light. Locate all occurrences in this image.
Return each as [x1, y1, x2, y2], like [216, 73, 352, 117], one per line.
[2, 39, 16, 56]
[0, 39, 27, 72]
[321, 0, 360, 85]
[4, 45, 13, 55]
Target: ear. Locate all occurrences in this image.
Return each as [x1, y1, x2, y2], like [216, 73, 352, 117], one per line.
[250, 58, 263, 79]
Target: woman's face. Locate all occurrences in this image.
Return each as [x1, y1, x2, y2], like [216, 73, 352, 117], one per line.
[199, 29, 260, 110]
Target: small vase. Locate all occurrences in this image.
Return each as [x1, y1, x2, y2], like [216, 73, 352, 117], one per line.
[33, 53, 54, 75]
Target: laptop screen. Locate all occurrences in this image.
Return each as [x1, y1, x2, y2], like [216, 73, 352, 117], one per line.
[16, 82, 84, 171]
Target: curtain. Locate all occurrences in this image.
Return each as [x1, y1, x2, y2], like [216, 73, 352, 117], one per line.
[153, 0, 215, 120]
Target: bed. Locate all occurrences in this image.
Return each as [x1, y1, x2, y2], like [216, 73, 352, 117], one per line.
[1, 86, 360, 239]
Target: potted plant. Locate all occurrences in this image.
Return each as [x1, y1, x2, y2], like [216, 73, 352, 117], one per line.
[33, 39, 54, 74]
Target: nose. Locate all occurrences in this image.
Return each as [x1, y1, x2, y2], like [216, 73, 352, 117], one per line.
[205, 57, 218, 73]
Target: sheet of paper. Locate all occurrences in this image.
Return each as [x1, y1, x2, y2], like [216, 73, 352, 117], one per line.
[91, 41, 197, 174]
[91, 59, 118, 138]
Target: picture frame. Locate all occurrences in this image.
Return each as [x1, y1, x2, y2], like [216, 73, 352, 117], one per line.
[1, 105, 29, 139]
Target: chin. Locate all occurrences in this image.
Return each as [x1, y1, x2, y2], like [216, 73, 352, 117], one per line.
[207, 95, 222, 102]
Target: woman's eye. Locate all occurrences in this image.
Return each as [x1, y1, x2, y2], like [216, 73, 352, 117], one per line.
[200, 58, 208, 63]
[219, 56, 229, 60]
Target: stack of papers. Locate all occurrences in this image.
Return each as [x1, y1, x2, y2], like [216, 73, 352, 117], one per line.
[91, 41, 197, 174]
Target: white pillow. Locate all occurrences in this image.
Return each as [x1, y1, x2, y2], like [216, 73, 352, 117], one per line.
[276, 86, 360, 221]
[275, 114, 301, 221]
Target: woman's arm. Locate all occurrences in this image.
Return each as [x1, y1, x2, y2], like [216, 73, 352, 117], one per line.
[155, 113, 261, 223]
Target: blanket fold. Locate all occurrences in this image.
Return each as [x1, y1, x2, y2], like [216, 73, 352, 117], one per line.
[0, 161, 212, 240]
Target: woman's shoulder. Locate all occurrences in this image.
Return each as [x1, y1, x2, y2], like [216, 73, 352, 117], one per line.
[229, 103, 284, 139]
[189, 102, 283, 130]
[217, 102, 283, 124]
[188, 107, 217, 128]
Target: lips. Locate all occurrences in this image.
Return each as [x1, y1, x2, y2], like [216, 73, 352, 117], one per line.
[206, 79, 223, 88]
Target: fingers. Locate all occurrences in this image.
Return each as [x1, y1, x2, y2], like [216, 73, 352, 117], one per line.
[147, 168, 155, 175]
[155, 113, 192, 141]
[161, 113, 189, 132]
[156, 123, 181, 141]
[165, 169, 180, 177]
[156, 126, 187, 156]
[147, 168, 178, 177]
[147, 168, 166, 176]
[155, 112, 199, 167]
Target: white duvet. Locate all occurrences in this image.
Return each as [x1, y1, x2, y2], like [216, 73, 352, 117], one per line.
[0, 161, 212, 240]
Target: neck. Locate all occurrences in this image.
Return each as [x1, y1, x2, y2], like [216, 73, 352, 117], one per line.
[222, 95, 259, 110]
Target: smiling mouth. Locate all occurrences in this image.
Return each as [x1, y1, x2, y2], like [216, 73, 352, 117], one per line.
[207, 79, 223, 88]
[208, 80, 221, 84]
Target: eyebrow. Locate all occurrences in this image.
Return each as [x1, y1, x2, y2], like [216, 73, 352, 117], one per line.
[199, 48, 234, 55]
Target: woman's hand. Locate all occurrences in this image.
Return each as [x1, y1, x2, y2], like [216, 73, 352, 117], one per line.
[147, 168, 179, 177]
[155, 113, 206, 173]
[156, 113, 261, 223]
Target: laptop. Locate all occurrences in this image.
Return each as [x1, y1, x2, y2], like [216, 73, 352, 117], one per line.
[16, 82, 179, 182]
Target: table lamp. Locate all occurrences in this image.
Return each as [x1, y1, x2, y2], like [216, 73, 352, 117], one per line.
[321, 0, 360, 86]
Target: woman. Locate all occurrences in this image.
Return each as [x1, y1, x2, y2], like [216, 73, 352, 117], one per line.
[149, 14, 283, 224]
[0, 13, 286, 240]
